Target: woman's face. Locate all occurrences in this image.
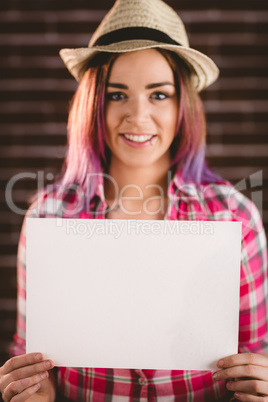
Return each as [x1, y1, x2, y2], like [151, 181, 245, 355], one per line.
[105, 49, 179, 170]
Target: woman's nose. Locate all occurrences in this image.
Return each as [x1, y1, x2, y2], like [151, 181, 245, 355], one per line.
[125, 96, 150, 124]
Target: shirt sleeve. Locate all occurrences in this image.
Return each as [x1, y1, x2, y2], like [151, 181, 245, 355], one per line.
[9, 215, 28, 356]
[235, 194, 268, 354]
[9, 197, 44, 357]
[9, 185, 79, 358]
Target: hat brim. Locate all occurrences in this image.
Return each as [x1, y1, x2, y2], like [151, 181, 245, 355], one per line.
[59, 40, 219, 92]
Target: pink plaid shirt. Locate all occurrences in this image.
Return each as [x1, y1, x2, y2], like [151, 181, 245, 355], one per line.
[10, 171, 268, 401]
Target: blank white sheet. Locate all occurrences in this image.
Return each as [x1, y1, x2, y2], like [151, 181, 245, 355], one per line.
[26, 218, 241, 370]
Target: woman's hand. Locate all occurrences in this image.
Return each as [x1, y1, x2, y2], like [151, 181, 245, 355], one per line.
[212, 353, 268, 401]
[0, 352, 55, 401]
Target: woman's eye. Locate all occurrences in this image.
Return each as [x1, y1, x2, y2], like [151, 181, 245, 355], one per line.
[106, 92, 125, 101]
[151, 92, 169, 100]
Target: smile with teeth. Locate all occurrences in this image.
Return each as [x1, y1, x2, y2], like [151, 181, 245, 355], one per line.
[121, 134, 155, 143]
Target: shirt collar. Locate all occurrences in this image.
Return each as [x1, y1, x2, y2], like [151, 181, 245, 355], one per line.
[92, 169, 197, 206]
[168, 169, 199, 197]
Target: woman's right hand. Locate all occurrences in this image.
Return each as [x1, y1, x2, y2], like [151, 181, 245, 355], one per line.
[0, 352, 55, 401]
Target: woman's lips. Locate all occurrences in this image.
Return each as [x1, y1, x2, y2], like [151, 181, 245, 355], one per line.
[120, 133, 157, 148]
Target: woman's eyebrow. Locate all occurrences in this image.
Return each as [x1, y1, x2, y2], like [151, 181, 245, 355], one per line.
[106, 82, 175, 89]
[146, 82, 175, 89]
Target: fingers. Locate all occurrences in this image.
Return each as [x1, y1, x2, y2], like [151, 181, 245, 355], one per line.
[2, 372, 48, 402]
[1, 353, 43, 376]
[226, 379, 268, 396]
[11, 383, 40, 402]
[0, 353, 54, 402]
[217, 353, 268, 369]
[213, 364, 268, 382]
[1, 359, 54, 392]
[232, 391, 267, 401]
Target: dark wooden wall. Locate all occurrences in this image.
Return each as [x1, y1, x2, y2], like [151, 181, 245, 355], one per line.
[0, 0, 268, 367]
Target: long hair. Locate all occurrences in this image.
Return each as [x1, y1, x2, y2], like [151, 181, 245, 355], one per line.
[58, 49, 221, 200]
[157, 49, 222, 184]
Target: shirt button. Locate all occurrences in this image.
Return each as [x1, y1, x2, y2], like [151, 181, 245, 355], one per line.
[138, 378, 147, 386]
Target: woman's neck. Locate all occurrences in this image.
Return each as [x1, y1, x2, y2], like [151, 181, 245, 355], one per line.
[104, 159, 172, 202]
[104, 159, 173, 219]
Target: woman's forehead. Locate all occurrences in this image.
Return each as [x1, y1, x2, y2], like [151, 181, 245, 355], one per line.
[108, 49, 175, 82]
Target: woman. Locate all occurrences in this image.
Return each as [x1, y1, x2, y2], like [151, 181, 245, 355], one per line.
[0, 0, 267, 400]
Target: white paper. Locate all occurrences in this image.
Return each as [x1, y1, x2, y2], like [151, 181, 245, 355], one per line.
[26, 218, 241, 370]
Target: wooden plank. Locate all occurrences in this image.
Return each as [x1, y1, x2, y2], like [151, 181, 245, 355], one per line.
[0, 123, 67, 136]
[0, 146, 66, 158]
[0, 256, 17, 268]
[1, 33, 268, 46]
[0, 299, 17, 311]
[1, 56, 268, 71]
[1, 10, 268, 24]
[1, 78, 268, 91]
[1, 100, 268, 115]
[0, 79, 77, 91]
[1, 122, 267, 137]
[206, 144, 268, 157]
[1, 0, 268, 10]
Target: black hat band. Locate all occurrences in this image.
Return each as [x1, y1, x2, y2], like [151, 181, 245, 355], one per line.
[92, 27, 182, 47]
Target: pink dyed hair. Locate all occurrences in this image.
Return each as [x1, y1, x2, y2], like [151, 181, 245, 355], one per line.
[158, 49, 221, 184]
[59, 50, 221, 199]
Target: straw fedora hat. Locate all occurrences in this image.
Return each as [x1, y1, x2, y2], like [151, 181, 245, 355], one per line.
[59, 0, 219, 92]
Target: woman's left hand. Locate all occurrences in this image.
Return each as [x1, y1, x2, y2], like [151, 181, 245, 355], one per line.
[212, 353, 268, 401]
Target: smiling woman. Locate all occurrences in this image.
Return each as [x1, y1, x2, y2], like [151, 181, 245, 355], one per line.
[103, 49, 179, 220]
[62, 46, 213, 220]
[105, 49, 178, 165]
[0, 0, 267, 401]
[104, 50, 178, 211]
